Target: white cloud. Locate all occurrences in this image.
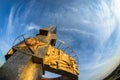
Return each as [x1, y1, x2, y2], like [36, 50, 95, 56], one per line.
[6, 6, 14, 35]
[25, 23, 39, 31]
[61, 28, 97, 37]
[22, 0, 36, 21]
[94, 53, 120, 80]
[111, 0, 120, 20]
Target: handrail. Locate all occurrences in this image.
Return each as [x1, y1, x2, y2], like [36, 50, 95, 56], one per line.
[12, 35, 79, 65]
[55, 39, 79, 65]
[12, 34, 25, 46]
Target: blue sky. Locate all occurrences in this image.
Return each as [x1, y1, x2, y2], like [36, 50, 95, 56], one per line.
[0, 0, 120, 80]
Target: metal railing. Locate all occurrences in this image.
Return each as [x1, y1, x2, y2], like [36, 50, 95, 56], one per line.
[55, 39, 79, 65]
[12, 34, 79, 65]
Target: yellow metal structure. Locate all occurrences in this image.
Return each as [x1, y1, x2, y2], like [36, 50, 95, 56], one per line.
[44, 45, 79, 75]
[0, 26, 79, 80]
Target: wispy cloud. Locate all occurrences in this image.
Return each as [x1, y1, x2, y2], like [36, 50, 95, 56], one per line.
[25, 23, 39, 31]
[1, 0, 120, 80]
[61, 28, 97, 37]
[6, 6, 14, 35]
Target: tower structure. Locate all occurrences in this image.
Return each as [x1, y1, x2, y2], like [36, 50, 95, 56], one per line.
[0, 26, 79, 80]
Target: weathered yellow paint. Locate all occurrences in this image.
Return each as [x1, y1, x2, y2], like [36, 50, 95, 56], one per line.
[3, 26, 78, 80]
[19, 59, 42, 80]
[7, 49, 14, 55]
[44, 45, 79, 76]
